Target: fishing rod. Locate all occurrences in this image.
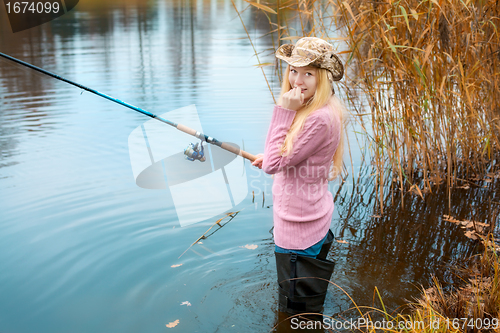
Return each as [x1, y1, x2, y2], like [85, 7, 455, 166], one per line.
[0, 52, 257, 162]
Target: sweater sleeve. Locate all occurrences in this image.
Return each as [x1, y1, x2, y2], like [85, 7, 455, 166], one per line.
[262, 105, 328, 175]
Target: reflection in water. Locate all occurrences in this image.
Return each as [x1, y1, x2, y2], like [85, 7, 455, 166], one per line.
[0, 1, 498, 332]
[331, 161, 496, 315]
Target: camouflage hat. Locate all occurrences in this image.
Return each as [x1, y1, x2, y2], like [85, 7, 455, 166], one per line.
[275, 37, 344, 82]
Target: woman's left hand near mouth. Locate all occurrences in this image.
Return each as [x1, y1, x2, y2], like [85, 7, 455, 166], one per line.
[280, 86, 304, 111]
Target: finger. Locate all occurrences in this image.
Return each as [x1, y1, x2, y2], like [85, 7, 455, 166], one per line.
[252, 157, 263, 165]
[294, 89, 301, 100]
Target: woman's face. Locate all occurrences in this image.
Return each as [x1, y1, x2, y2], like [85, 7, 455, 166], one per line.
[288, 66, 318, 102]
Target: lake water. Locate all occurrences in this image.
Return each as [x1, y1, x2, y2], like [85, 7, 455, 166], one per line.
[0, 1, 492, 332]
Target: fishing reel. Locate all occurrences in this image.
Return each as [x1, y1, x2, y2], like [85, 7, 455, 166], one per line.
[184, 141, 206, 162]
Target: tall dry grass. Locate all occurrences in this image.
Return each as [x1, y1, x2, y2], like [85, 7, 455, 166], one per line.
[236, 0, 500, 211]
[336, 0, 500, 211]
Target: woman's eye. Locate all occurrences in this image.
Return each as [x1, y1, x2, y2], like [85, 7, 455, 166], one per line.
[306, 72, 313, 76]
[290, 69, 297, 73]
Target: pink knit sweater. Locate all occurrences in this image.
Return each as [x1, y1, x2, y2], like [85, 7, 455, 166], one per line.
[262, 103, 341, 250]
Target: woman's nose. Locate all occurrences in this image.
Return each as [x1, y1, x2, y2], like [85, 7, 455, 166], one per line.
[294, 74, 303, 85]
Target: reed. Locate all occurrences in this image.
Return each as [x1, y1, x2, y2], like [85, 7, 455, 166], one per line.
[238, 0, 500, 210]
[336, 0, 500, 211]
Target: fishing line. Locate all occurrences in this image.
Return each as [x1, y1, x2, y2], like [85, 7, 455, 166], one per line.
[0, 51, 257, 162]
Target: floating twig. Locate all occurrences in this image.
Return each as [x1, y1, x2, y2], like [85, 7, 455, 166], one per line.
[178, 211, 240, 259]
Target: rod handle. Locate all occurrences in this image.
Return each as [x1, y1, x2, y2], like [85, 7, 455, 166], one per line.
[221, 142, 257, 162]
[177, 124, 197, 136]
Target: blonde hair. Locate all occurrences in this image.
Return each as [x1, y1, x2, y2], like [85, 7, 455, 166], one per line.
[278, 65, 345, 180]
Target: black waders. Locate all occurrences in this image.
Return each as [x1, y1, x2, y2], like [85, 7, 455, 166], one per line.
[275, 230, 335, 315]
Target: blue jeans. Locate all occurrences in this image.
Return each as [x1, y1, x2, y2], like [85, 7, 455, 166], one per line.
[275, 231, 330, 258]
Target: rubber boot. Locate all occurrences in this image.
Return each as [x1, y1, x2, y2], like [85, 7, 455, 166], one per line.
[275, 310, 325, 332]
[316, 230, 334, 261]
[275, 251, 335, 315]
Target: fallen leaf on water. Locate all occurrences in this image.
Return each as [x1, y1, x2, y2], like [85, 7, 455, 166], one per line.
[463, 221, 474, 228]
[180, 301, 191, 306]
[198, 241, 203, 244]
[371, 215, 381, 218]
[242, 244, 258, 250]
[443, 215, 460, 224]
[337, 239, 349, 244]
[166, 320, 179, 328]
[171, 264, 183, 268]
[464, 230, 478, 240]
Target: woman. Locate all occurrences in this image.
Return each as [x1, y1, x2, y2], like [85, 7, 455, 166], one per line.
[252, 37, 344, 314]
